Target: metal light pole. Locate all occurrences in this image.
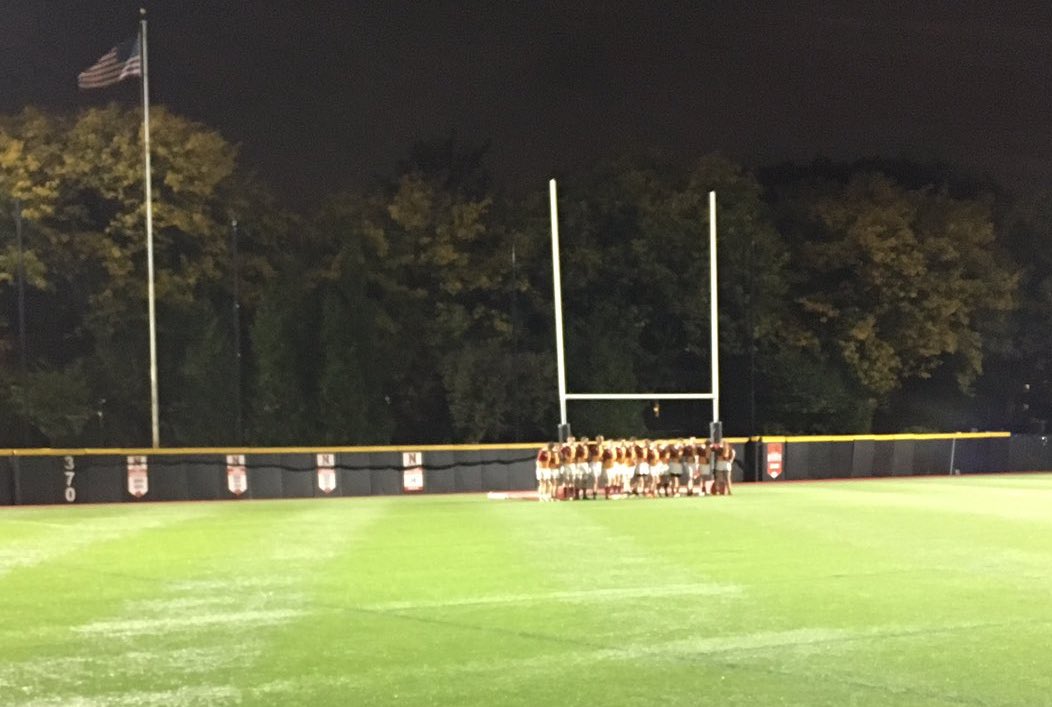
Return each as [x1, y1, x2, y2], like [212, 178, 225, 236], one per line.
[511, 236, 520, 441]
[748, 226, 756, 434]
[140, 11, 160, 447]
[231, 218, 243, 445]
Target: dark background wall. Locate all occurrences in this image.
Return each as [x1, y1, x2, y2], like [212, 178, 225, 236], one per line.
[755, 434, 1043, 482]
[2, 435, 1049, 506]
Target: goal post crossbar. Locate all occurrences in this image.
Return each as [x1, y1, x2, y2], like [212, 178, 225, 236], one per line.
[565, 393, 715, 401]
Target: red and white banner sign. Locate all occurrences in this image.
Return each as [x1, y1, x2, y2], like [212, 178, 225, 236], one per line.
[127, 455, 149, 498]
[766, 442, 784, 479]
[316, 453, 336, 494]
[402, 451, 424, 493]
[226, 454, 248, 496]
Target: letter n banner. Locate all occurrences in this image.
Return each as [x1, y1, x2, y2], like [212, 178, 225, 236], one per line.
[766, 442, 784, 480]
[127, 456, 149, 498]
[226, 455, 248, 496]
[402, 452, 424, 493]
[316, 453, 337, 494]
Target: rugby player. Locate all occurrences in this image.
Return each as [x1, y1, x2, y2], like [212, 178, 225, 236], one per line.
[536, 442, 555, 501]
[665, 440, 682, 497]
[590, 435, 605, 499]
[712, 443, 735, 495]
[559, 436, 576, 500]
[613, 439, 629, 496]
[697, 442, 713, 496]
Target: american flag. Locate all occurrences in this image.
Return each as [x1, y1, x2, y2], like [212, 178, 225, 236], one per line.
[77, 36, 142, 90]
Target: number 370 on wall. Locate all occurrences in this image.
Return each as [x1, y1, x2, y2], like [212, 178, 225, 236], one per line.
[63, 456, 76, 503]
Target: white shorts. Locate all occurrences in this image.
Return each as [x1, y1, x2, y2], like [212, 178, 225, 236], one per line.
[637, 462, 650, 477]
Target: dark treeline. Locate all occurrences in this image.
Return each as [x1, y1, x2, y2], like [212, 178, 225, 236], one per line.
[1, 106, 1050, 446]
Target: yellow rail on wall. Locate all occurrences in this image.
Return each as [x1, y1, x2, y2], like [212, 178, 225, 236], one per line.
[759, 431, 1010, 444]
[0, 431, 1011, 457]
[1, 442, 545, 457]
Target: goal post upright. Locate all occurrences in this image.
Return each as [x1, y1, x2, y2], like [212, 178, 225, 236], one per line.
[709, 190, 720, 430]
[548, 180, 721, 440]
[549, 179, 570, 437]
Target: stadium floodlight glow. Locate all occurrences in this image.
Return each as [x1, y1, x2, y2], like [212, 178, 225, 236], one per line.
[548, 179, 720, 438]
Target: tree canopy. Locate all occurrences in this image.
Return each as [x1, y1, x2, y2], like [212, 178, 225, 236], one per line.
[0, 107, 1039, 446]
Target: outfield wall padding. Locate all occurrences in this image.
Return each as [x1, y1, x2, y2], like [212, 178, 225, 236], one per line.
[16, 457, 69, 505]
[145, 458, 190, 501]
[0, 458, 14, 505]
[455, 450, 484, 492]
[423, 451, 456, 494]
[1008, 435, 1052, 471]
[912, 440, 949, 476]
[188, 459, 224, 501]
[730, 442, 746, 483]
[850, 441, 875, 478]
[760, 434, 1040, 483]
[2, 435, 1049, 506]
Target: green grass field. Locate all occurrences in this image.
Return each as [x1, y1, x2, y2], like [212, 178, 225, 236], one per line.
[2, 474, 1051, 706]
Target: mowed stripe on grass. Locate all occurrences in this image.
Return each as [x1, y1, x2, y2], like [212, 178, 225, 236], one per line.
[0, 501, 389, 705]
[1, 475, 1050, 705]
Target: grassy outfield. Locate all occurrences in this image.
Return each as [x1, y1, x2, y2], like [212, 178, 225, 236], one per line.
[1, 475, 1051, 706]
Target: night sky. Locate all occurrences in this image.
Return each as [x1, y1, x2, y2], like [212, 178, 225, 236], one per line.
[2, 1, 1051, 204]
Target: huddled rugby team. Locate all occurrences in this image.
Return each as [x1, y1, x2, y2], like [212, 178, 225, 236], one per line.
[535, 436, 735, 501]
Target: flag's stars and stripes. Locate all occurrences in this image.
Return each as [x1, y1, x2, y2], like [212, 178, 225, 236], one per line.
[77, 36, 141, 90]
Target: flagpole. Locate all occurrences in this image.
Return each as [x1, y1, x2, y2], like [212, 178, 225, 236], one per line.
[140, 8, 160, 448]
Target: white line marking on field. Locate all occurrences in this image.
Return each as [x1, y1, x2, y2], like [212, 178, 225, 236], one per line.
[127, 592, 304, 614]
[73, 608, 305, 638]
[0, 644, 262, 690]
[14, 685, 241, 707]
[596, 627, 856, 661]
[168, 575, 299, 592]
[364, 582, 740, 611]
